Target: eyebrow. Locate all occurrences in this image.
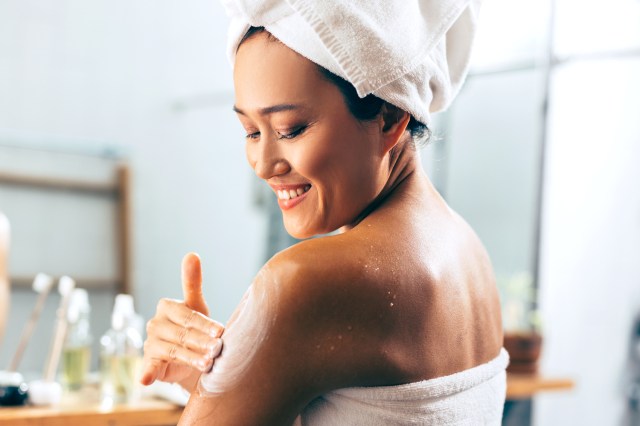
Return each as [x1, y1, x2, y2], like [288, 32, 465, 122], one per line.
[232, 103, 303, 116]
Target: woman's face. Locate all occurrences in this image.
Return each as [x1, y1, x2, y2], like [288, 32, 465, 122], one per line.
[233, 33, 388, 239]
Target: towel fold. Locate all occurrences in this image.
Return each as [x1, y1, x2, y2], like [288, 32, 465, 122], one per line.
[221, 0, 482, 125]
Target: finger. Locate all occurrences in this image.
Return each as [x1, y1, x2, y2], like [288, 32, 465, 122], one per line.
[144, 338, 221, 373]
[182, 252, 209, 316]
[148, 318, 220, 354]
[139, 358, 164, 386]
[158, 298, 224, 338]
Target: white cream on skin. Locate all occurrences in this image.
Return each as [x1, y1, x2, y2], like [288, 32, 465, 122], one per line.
[198, 267, 277, 394]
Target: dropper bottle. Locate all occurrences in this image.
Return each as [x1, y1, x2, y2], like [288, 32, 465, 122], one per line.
[99, 294, 143, 404]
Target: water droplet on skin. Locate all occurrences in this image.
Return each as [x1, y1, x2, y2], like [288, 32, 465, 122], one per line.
[338, 335, 343, 340]
[390, 302, 394, 307]
[347, 325, 353, 331]
[330, 346, 335, 351]
[316, 345, 320, 349]
[393, 294, 396, 300]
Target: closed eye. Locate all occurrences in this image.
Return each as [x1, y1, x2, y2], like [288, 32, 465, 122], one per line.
[245, 131, 260, 140]
[278, 126, 306, 140]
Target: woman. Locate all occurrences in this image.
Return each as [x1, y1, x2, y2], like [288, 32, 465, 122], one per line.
[141, 0, 507, 424]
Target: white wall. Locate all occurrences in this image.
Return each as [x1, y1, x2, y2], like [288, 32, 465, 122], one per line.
[535, 58, 640, 425]
[0, 1, 267, 373]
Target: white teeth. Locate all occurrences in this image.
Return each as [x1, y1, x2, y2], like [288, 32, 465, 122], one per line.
[276, 185, 311, 200]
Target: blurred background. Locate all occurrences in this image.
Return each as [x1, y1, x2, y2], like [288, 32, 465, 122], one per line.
[0, 0, 638, 424]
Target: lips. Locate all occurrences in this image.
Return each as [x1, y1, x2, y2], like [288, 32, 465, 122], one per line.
[276, 184, 311, 201]
[270, 184, 312, 210]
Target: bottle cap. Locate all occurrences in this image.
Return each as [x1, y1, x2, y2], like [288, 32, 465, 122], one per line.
[32, 273, 54, 294]
[67, 288, 90, 323]
[58, 276, 76, 297]
[0, 371, 24, 387]
[111, 294, 135, 330]
[27, 380, 62, 406]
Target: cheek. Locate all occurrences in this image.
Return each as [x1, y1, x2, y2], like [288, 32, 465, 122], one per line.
[293, 126, 364, 180]
[292, 141, 334, 179]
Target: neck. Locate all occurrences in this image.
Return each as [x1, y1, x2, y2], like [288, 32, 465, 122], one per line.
[342, 137, 423, 232]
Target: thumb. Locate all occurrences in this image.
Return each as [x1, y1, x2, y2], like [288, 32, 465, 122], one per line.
[181, 252, 209, 316]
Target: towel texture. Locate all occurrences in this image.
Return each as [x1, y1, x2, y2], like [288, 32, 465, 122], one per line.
[294, 348, 509, 425]
[221, 0, 482, 125]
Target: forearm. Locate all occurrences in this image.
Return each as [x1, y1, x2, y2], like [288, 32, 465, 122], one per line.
[179, 382, 300, 426]
[179, 371, 202, 394]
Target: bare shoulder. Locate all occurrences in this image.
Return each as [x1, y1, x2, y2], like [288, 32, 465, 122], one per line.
[263, 235, 403, 383]
[179, 234, 398, 425]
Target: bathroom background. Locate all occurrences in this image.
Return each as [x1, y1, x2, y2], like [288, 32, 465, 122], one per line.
[0, 0, 639, 424]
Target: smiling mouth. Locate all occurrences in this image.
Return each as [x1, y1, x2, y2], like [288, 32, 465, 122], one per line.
[276, 184, 311, 201]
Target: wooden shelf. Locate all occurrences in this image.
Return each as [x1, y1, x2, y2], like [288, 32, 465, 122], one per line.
[506, 373, 574, 400]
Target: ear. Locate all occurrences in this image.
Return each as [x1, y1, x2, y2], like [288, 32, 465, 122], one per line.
[379, 103, 411, 155]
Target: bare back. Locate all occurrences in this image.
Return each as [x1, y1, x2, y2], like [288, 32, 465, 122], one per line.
[181, 170, 503, 425]
[337, 171, 504, 383]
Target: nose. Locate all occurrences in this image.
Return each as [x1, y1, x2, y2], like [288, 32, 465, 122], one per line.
[247, 137, 290, 180]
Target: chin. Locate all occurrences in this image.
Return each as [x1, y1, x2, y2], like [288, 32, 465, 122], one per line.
[284, 224, 315, 240]
[283, 218, 324, 240]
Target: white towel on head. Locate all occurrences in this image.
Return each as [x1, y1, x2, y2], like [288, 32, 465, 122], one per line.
[220, 0, 482, 125]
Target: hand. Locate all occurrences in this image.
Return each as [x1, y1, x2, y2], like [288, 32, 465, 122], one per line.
[140, 253, 225, 392]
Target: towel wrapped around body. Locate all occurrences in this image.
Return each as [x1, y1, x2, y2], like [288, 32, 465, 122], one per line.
[294, 348, 509, 425]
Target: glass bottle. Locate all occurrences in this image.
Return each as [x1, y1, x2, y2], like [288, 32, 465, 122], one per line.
[99, 294, 143, 404]
[62, 288, 92, 391]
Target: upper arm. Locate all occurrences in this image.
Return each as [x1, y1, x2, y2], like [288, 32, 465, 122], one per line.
[179, 244, 395, 425]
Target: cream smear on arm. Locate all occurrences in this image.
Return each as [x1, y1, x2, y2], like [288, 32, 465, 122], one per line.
[198, 267, 278, 394]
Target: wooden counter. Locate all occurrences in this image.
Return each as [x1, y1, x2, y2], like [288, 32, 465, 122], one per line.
[0, 373, 574, 425]
[0, 390, 182, 426]
[506, 373, 575, 400]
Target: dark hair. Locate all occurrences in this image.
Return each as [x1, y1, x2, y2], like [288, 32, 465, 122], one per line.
[239, 27, 430, 146]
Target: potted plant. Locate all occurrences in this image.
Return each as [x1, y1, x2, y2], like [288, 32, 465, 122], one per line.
[500, 272, 543, 374]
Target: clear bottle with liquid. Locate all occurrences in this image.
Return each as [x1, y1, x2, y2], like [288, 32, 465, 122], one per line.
[100, 294, 143, 404]
[62, 288, 92, 391]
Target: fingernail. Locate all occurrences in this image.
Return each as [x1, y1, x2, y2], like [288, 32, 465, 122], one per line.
[208, 339, 223, 358]
[193, 358, 208, 371]
[203, 358, 214, 373]
[194, 356, 214, 372]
